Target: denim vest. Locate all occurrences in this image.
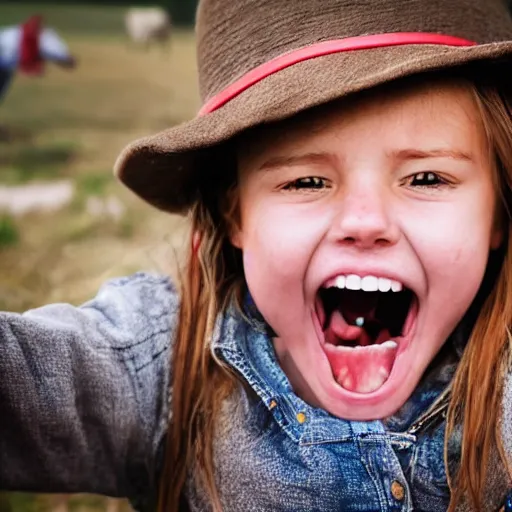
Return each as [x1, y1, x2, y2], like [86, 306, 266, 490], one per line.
[0, 273, 510, 511]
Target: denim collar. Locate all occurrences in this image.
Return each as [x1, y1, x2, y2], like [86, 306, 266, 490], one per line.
[211, 294, 316, 442]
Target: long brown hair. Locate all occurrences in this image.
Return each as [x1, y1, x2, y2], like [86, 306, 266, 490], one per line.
[447, 77, 512, 511]
[158, 74, 512, 512]
[158, 149, 243, 512]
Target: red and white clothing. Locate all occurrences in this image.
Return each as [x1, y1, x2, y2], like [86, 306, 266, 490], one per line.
[0, 16, 74, 99]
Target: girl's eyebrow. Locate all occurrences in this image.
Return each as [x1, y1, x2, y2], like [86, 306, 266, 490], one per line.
[256, 148, 474, 173]
[391, 148, 474, 162]
[258, 152, 335, 171]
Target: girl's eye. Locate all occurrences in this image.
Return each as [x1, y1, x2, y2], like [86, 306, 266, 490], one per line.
[406, 171, 446, 188]
[283, 177, 329, 190]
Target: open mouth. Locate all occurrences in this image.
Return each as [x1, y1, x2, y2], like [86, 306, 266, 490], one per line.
[316, 275, 417, 394]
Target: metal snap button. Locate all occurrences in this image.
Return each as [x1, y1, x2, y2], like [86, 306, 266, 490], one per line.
[391, 480, 405, 501]
[296, 412, 307, 424]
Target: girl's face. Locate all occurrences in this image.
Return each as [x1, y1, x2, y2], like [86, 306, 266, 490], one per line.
[232, 81, 502, 420]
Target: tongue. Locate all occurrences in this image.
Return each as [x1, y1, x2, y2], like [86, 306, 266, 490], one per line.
[324, 342, 397, 393]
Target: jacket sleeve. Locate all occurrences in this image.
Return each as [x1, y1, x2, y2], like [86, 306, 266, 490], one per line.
[0, 273, 177, 503]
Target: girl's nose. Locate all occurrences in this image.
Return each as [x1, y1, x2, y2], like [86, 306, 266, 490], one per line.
[331, 179, 400, 250]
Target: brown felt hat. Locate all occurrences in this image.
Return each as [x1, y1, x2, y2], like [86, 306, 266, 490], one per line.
[114, 0, 512, 213]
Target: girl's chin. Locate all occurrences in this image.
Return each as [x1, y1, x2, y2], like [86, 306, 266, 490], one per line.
[315, 360, 414, 420]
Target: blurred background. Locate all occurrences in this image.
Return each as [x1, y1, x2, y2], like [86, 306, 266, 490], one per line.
[0, 0, 198, 510]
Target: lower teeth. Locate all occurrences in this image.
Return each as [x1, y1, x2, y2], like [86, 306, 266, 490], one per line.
[379, 340, 397, 350]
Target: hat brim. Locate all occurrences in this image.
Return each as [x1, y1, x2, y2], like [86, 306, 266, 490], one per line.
[114, 41, 512, 213]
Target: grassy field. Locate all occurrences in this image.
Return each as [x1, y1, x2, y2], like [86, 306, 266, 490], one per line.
[0, 3, 196, 311]
[1, 3, 198, 510]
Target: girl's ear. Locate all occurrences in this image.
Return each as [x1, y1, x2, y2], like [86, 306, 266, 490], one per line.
[490, 227, 503, 250]
[229, 226, 243, 249]
[490, 211, 504, 250]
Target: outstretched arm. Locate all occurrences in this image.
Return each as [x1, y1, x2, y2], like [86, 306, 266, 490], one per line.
[0, 273, 176, 503]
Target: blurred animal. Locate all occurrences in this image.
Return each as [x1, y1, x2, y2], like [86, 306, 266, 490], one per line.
[0, 15, 76, 102]
[124, 7, 172, 49]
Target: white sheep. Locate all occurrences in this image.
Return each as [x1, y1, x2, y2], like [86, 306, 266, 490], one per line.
[124, 7, 172, 49]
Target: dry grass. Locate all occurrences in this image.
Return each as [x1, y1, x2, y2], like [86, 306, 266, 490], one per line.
[0, 28, 198, 310]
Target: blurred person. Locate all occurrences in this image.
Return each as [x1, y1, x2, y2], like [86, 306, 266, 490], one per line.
[0, 15, 76, 102]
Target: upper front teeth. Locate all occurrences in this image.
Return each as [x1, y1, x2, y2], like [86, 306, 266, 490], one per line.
[333, 274, 402, 292]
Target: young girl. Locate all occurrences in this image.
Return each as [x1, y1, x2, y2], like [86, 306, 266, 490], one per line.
[2, 0, 512, 511]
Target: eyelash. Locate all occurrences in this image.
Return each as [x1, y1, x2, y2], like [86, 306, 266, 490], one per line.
[282, 177, 329, 191]
[282, 172, 449, 192]
[404, 171, 448, 189]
